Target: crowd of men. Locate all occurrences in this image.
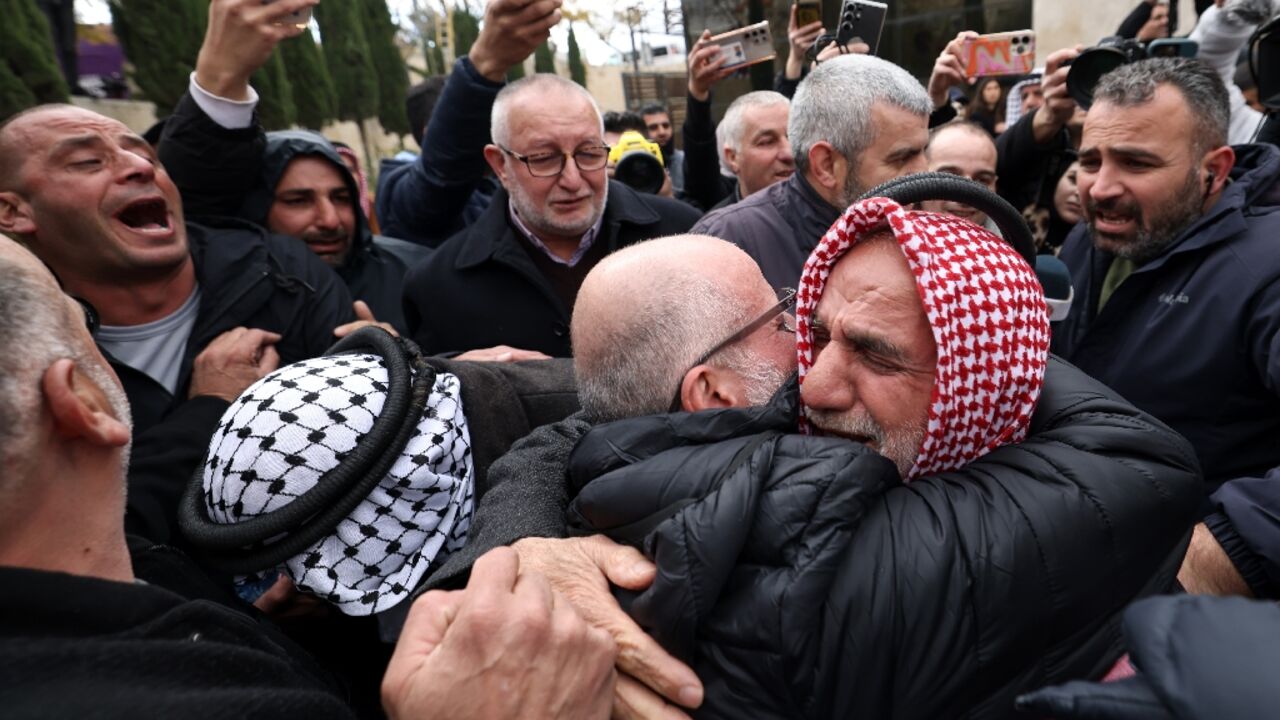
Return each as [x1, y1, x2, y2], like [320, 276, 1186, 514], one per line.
[1, 0, 1279, 717]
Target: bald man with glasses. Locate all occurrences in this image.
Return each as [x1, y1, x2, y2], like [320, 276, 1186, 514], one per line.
[400, 73, 701, 359]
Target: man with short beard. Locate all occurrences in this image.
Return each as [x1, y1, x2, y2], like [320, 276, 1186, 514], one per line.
[690, 53, 932, 289]
[1052, 57, 1280, 601]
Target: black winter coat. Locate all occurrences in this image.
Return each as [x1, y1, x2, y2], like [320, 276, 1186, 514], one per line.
[1018, 595, 1280, 720]
[565, 357, 1203, 720]
[0, 542, 353, 719]
[108, 219, 355, 435]
[401, 180, 702, 357]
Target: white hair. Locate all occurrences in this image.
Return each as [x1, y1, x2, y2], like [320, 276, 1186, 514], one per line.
[718, 91, 790, 175]
[789, 54, 933, 175]
[490, 73, 604, 147]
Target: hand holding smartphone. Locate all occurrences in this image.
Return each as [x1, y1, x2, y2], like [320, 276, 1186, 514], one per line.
[262, 0, 313, 27]
[836, 0, 887, 55]
[962, 30, 1037, 77]
[708, 21, 777, 70]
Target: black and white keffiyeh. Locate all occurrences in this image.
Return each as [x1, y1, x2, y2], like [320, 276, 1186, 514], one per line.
[201, 353, 474, 615]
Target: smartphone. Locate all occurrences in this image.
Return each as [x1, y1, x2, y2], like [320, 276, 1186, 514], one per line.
[708, 21, 777, 70]
[795, 0, 823, 28]
[1147, 38, 1198, 59]
[836, 0, 888, 55]
[262, 0, 313, 26]
[962, 30, 1036, 77]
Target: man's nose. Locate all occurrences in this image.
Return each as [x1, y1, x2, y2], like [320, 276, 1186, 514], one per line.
[315, 198, 341, 229]
[557, 155, 585, 190]
[779, 138, 795, 166]
[800, 345, 855, 411]
[117, 149, 157, 184]
[1088, 165, 1123, 203]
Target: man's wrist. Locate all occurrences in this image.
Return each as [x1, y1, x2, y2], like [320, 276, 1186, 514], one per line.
[193, 57, 253, 102]
[688, 83, 710, 102]
[469, 48, 508, 84]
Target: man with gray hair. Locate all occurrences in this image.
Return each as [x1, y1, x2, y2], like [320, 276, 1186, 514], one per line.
[690, 53, 933, 288]
[707, 91, 795, 211]
[401, 69, 700, 359]
[1053, 57, 1280, 601]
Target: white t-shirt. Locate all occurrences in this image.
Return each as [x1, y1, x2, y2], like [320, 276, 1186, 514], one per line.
[96, 287, 202, 395]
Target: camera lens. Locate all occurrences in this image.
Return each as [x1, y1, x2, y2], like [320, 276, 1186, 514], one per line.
[615, 152, 665, 195]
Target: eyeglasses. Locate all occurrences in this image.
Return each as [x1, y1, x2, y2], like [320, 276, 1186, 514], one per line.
[669, 288, 797, 412]
[498, 144, 611, 177]
[75, 296, 100, 338]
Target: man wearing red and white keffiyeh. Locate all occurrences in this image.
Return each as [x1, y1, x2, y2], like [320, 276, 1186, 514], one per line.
[795, 196, 1051, 479]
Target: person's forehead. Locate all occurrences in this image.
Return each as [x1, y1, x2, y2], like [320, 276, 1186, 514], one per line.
[868, 103, 928, 147]
[822, 236, 920, 315]
[277, 155, 350, 191]
[742, 102, 788, 133]
[643, 111, 670, 122]
[509, 88, 600, 138]
[1083, 87, 1193, 150]
[21, 107, 136, 149]
[929, 128, 997, 167]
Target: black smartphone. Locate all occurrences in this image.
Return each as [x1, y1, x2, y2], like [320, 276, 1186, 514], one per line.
[836, 0, 888, 55]
[795, 0, 823, 28]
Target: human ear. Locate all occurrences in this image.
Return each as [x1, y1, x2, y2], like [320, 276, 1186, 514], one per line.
[0, 192, 37, 237]
[724, 145, 741, 175]
[42, 359, 130, 448]
[483, 145, 510, 187]
[806, 142, 847, 196]
[681, 365, 742, 412]
[1200, 145, 1236, 198]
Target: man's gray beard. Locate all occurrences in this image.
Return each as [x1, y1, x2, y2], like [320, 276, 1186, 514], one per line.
[507, 174, 608, 240]
[1087, 168, 1204, 267]
[805, 407, 925, 478]
[837, 168, 867, 211]
[724, 352, 791, 407]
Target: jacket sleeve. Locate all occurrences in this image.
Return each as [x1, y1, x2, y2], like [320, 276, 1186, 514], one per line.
[995, 107, 1070, 210]
[1116, 1, 1153, 38]
[1203, 276, 1280, 598]
[266, 234, 357, 358]
[680, 92, 732, 212]
[157, 90, 265, 220]
[818, 357, 1203, 719]
[375, 56, 503, 247]
[418, 414, 593, 591]
[125, 395, 231, 545]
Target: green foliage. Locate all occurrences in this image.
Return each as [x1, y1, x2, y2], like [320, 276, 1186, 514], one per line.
[567, 24, 587, 89]
[251, 50, 296, 130]
[0, 0, 70, 120]
[280, 29, 338, 130]
[430, 43, 447, 76]
[507, 62, 526, 81]
[534, 41, 556, 74]
[315, 0, 380, 123]
[451, 8, 480, 59]
[109, 0, 206, 115]
[360, 0, 411, 136]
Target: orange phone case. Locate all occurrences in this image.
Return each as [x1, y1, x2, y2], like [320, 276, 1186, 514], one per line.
[795, 1, 822, 27]
[963, 31, 1036, 77]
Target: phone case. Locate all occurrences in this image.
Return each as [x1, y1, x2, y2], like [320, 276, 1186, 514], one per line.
[963, 31, 1037, 77]
[836, 0, 888, 55]
[796, 1, 823, 28]
[709, 21, 777, 70]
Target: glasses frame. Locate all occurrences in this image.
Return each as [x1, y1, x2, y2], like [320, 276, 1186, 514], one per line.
[668, 288, 797, 412]
[498, 144, 612, 178]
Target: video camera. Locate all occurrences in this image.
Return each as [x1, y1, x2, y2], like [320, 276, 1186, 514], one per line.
[609, 131, 666, 194]
[1066, 36, 1198, 109]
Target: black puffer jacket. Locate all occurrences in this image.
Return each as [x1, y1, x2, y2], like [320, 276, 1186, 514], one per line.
[566, 357, 1203, 720]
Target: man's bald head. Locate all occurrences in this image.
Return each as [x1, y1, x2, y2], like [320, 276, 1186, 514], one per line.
[0, 104, 85, 193]
[573, 235, 794, 421]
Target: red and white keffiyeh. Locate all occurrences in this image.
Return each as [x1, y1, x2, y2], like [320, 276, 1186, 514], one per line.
[795, 197, 1051, 480]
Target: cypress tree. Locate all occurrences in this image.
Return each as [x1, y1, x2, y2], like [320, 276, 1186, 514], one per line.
[251, 50, 296, 130]
[1, 0, 70, 119]
[507, 62, 526, 81]
[281, 29, 338, 130]
[360, 0, 411, 136]
[110, 0, 206, 115]
[0, 58, 38, 122]
[451, 8, 480, 59]
[535, 41, 556, 74]
[315, 0, 380, 124]
[567, 24, 587, 89]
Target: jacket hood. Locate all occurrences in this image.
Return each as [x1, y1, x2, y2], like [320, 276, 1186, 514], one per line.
[795, 197, 1051, 480]
[240, 130, 374, 259]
